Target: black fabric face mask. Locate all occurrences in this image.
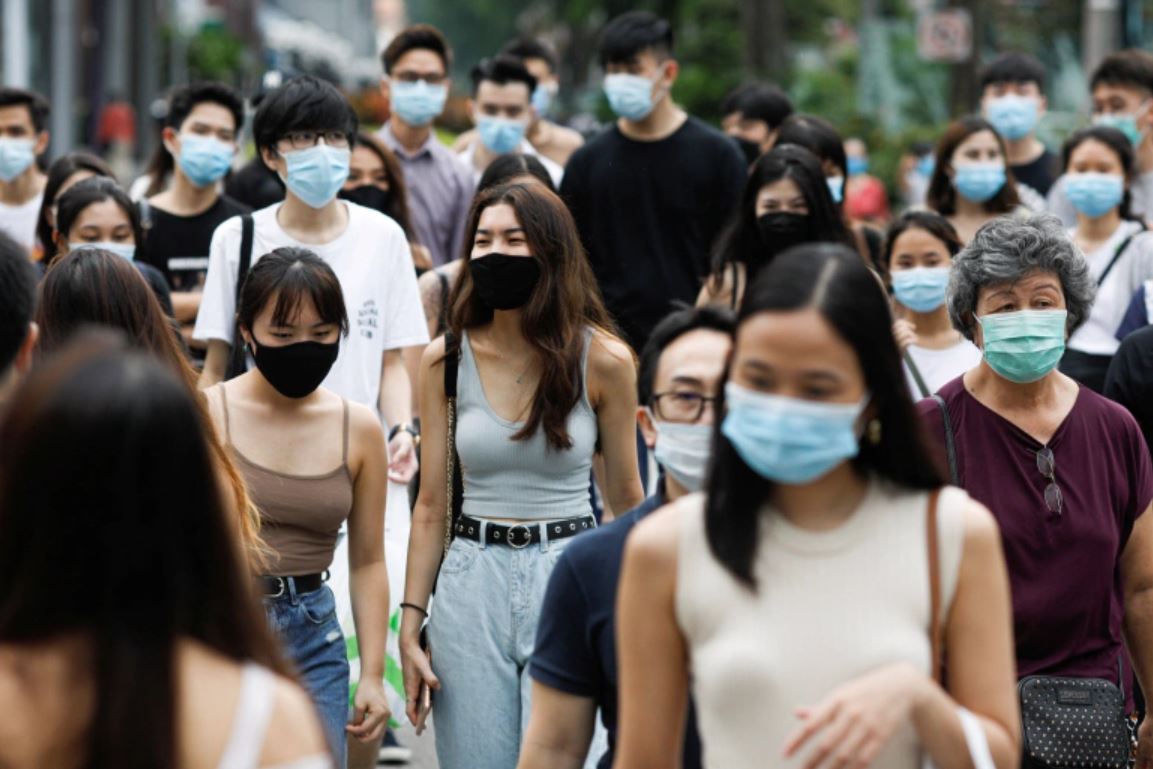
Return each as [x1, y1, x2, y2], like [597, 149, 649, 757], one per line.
[756, 212, 812, 255]
[339, 184, 392, 214]
[735, 137, 763, 166]
[468, 253, 542, 311]
[250, 337, 340, 399]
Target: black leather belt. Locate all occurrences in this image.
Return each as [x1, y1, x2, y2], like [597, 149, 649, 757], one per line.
[260, 571, 328, 597]
[454, 514, 595, 549]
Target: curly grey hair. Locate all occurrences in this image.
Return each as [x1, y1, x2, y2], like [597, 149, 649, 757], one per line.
[947, 213, 1095, 341]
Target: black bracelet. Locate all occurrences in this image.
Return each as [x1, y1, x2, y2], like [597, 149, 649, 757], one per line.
[388, 423, 420, 441]
[400, 601, 429, 618]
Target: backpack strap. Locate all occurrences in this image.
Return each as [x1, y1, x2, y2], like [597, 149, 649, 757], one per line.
[1097, 221, 1147, 288]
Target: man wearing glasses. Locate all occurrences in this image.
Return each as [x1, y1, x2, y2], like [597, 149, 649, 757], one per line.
[378, 25, 475, 267]
[517, 305, 735, 769]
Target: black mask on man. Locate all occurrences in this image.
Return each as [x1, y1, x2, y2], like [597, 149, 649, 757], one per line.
[468, 253, 541, 311]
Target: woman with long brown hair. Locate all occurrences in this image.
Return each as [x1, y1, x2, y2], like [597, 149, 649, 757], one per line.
[36, 247, 265, 567]
[399, 181, 644, 769]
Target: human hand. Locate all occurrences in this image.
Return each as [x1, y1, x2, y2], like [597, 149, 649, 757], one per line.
[399, 633, 439, 735]
[1136, 718, 1152, 769]
[782, 663, 929, 769]
[346, 677, 390, 743]
[893, 319, 917, 352]
[388, 431, 418, 483]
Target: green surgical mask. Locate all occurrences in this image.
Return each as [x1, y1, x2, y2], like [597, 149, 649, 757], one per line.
[1093, 101, 1151, 147]
[978, 309, 1068, 384]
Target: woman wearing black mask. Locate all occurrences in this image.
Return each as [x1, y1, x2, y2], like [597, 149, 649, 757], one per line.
[204, 248, 391, 768]
[698, 145, 852, 309]
[340, 132, 432, 273]
[399, 182, 644, 768]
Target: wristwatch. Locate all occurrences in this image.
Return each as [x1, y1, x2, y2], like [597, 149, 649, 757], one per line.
[388, 422, 420, 446]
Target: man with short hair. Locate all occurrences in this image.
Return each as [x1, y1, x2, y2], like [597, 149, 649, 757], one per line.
[457, 55, 564, 187]
[1050, 49, 1153, 225]
[0, 231, 37, 408]
[138, 82, 250, 359]
[720, 82, 793, 161]
[519, 305, 735, 769]
[979, 53, 1057, 198]
[561, 12, 746, 353]
[0, 88, 49, 254]
[378, 25, 475, 266]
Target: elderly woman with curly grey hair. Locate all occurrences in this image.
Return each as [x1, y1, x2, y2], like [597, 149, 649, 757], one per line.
[920, 213, 1153, 765]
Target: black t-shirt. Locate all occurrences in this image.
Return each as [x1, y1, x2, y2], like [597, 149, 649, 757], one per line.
[1104, 323, 1153, 452]
[224, 158, 285, 211]
[135, 261, 174, 317]
[561, 117, 746, 351]
[530, 491, 703, 769]
[1012, 148, 1058, 197]
[138, 195, 250, 291]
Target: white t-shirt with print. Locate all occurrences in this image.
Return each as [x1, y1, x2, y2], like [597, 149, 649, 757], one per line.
[194, 201, 429, 410]
[1068, 219, 1153, 356]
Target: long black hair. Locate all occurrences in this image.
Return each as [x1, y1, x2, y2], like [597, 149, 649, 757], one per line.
[36, 152, 115, 263]
[0, 336, 289, 769]
[704, 243, 945, 587]
[1061, 125, 1139, 221]
[708, 145, 852, 287]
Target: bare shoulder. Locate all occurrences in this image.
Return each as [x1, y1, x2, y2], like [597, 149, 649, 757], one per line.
[626, 501, 685, 568]
[553, 124, 585, 150]
[257, 674, 331, 765]
[421, 335, 448, 369]
[589, 330, 636, 375]
[347, 400, 385, 442]
[959, 496, 1002, 555]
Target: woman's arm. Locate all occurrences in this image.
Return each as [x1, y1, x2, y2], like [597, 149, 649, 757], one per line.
[399, 338, 451, 729]
[1121, 505, 1153, 767]
[695, 265, 735, 309]
[589, 334, 644, 517]
[346, 402, 391, 743]
[613, 506, 688, 769]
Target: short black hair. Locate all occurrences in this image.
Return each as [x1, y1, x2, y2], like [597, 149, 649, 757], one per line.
[776, 114, 848, 177]
[0, 230, 35, 374]
[979, 52, 1047, 92]
[638, 305, 735, 405]
[722, 83, 794, 130]
[500, 38, 559, 73]
[599, 11, 674, 67]
[381, 24, 453, 75]
[1091, 49, 1153, 96]
[477, 153, 556, 194]
[470, 55, 538, 98]
[252, 76, 357, 156]
[165, 81, 244, 134]
[0, 88, 50, 133]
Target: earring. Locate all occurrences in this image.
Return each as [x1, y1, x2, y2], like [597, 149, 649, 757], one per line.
[867, 418, 882, 445]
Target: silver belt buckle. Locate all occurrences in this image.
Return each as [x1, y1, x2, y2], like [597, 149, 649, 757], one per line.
[268, 576, 286, 598]
[507, 523, 533, 549]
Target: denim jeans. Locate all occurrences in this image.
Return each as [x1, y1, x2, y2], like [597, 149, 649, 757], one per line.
[265, 582, 350, 768]
[428, 526, 575, 769]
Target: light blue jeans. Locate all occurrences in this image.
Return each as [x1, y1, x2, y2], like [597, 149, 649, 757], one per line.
[428, 525, 573, 769]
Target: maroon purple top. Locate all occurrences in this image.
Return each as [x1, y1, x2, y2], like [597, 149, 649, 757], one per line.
[919, 377, 1152, 683]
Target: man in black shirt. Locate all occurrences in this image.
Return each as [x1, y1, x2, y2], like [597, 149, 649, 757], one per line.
[137, 82, 250, 358]
[561, 11, 746, 352]
[979, 53, 1058, 199]
[1105, 324, 1153, 452]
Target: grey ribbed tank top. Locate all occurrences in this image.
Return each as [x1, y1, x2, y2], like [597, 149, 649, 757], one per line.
[455, 328, 597, 520]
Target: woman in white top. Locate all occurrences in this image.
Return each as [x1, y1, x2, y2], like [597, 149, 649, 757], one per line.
[0, 339, 331, 769]
[1059, 125, 1153, 392]
[885, 211, 982, 398]
[614, 244, 1020, 769]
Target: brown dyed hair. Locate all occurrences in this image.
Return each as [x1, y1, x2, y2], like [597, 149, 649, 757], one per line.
[448, 182, 620, 451]
[36, 249, 266, 568]
[927, 116, 1021, 216]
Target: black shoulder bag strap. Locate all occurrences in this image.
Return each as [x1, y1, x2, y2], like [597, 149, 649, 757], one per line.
[904, 350, 932, 400]
[442, 331, 464, 553]
[932, 394, 959, 486]
[224, 215, 255, 380]
[1097, 221, 1147, 288]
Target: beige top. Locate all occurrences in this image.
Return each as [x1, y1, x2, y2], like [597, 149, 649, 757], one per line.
[675, 480, 967, 769]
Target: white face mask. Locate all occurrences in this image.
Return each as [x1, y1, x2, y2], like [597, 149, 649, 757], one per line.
[652, 416, 713, 493]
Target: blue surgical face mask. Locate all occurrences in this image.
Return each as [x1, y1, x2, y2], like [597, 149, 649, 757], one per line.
[978, 309, 1068, 384]
[953, 163, 1006, 203]
[1094, 104, 1149, 147]
[282, 143, 350, 209]
[531, 83, 555, 117]
[70, 241, 137, 262]
[985, 95, 1039, 141]
[892, 266, 951, 313]
[476, 116, 527, 154]
[1065, 172, 1125, 219]
[390, 80, 449, 127]
[652, 417, 713, 493]
[604, 73, 657, 122]
[917, 154, 936, 178]
[847, 156, 869, 177]
[176, 133, 235, 187]
[721, 382, 867, 485]
[827, 175, 845, 204]
[0, 137, 36, 182]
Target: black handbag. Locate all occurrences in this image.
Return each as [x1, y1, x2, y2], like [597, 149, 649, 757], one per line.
[1019, 671, 1134, 769]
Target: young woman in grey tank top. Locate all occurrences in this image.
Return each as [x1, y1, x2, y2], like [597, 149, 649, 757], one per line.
[399, 182, 644, 769]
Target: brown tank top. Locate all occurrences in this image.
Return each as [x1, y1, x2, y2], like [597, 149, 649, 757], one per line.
[219, 386, 354, 576]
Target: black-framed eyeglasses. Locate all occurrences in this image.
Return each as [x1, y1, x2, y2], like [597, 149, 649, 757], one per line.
[1036, 447, 1063, 516]
[393, 72, 447, 85]
[651, 391, 717, 424]
[279, 130, 350, 150]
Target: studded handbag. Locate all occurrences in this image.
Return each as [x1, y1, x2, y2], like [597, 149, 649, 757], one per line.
[1018, 673, 1133, 769]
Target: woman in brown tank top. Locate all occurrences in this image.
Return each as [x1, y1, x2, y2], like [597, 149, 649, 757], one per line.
[205, 248, 391, 767]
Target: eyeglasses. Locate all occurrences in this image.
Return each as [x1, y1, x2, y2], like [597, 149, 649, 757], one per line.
[279, 131, 350, 150]
[393, 72, 447, 85]
[1036, 447, 1063, 516]
[651, 391, 716, 424]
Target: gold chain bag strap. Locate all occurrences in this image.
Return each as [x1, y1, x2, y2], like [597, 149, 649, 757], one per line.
[442, 332, 463, 556]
